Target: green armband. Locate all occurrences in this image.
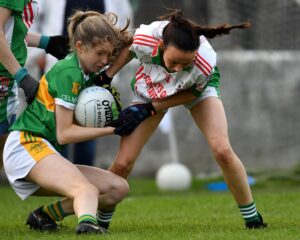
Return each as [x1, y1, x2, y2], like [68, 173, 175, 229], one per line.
[15, 67, 28, 86]
[38, 35, 50, 49]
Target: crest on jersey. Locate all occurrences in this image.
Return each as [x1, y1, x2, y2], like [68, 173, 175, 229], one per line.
[72, 82, 81, 95]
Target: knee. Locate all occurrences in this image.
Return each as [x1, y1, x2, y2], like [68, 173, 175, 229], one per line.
[107, 174, 129, 204]
[212, 144, 235, 168]
[71, 181, 100, 199]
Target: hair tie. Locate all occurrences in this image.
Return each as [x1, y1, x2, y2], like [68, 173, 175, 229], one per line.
[73, 14, 88, 34]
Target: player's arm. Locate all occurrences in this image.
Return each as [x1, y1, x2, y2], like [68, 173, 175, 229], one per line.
[0, 7, 39, 103]
[27, 32, 68, 60]
[0, 7, 22, 75]
[111, 88, 198, 136]
[55, 104, 115, 145]
[151, 88, 197, 111]
[105, 46, 135, 78]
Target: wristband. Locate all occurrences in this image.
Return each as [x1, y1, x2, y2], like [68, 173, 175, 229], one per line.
[15, 67, 28, 86]
[38, 35, 50, 49]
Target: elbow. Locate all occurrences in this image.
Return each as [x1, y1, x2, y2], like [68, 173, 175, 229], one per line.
[56, 132, 69, 145]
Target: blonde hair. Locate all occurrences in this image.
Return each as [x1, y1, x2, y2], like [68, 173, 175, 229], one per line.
[67, 10, 132, 59]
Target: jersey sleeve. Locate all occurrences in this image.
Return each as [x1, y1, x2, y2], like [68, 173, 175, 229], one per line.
[47, 68, 82, 110]
[129, 21, 168, 63]
[0, 0, 25, 12]
[191, 36, 217, 96]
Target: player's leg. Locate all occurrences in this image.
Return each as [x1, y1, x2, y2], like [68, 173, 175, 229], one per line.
[190, 96, 266, 228]
[108, 111, 165, 178]
[27, 153, 104, 234]
[4, 131, 103, 234]
[76, 165, 129, 231]
[26, 159, 129, 232]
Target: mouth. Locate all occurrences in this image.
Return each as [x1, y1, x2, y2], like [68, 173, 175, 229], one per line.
[96, 65, 104, 71]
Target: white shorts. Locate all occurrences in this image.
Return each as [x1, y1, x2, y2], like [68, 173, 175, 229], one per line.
[132, 86, 220, 110]
[3, 131, 59, 200]
[184, 86, 220, 109]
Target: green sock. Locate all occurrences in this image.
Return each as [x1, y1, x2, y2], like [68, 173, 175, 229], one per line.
[78, 214, 97, 224]
[239, 202, 260, 223]
[96, 209, 115, 229]
[43, 200, 69, 221]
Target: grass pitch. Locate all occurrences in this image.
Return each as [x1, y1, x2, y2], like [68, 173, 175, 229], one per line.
[0, 176, 300, 240]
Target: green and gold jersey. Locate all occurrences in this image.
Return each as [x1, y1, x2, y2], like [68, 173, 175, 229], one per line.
[10, 52, 97, 150]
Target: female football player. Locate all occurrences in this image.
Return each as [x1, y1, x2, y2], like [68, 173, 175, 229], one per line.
[0, 0, 68, 169]
[3, 10, 132, 234]
[105, 9, 267, 229]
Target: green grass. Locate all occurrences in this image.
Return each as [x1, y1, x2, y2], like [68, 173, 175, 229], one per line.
[0, 176, 300, 240]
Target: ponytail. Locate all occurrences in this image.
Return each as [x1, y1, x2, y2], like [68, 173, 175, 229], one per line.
[159, 9, 251, 51]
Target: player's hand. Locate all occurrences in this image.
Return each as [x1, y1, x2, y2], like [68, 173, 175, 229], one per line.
[97, 71, 113, 86]
[110, 102, 156, 136]
[96, 71, 122, 111]
[19, 74, 39, 104]
[45, 35, 69, 60]
[15, 67, 39, 104]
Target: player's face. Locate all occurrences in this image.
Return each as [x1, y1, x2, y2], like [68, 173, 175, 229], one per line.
[162, 44, 197, 73]
[76, 41, 114, 73]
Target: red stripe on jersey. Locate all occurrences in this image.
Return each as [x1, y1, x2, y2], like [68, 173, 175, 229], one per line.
[195, 54, 212, 74]
[23, 5, 30, 29]
[194, 61, 209, 76]
[136, 73, 144, 81]
[133, 37, 158, 45]
[27, 2, 34, 27]
[196, 53, 211, 66]
[136, 65, 144, 76]
[133, 41, 156, 48]
[135, 66, 145, 81]
[135, 34, 159, 41]
[195, 57, 211, 75]
[196, 53, 212, 69]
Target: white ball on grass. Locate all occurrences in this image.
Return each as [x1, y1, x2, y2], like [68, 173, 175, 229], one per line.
[156, 162, 192, 191]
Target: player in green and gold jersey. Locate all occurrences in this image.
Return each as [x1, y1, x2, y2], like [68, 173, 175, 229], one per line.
[3, 10, 132, 235]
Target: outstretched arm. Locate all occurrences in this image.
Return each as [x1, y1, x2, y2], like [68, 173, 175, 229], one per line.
[27, 32, 69, 60]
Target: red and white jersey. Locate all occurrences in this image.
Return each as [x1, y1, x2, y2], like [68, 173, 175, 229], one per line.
[129, 21, 217, 101]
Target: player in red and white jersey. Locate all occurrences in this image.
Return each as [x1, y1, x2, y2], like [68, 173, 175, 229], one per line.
[105, 9, 267, 229]
[130, 20, 216, 102]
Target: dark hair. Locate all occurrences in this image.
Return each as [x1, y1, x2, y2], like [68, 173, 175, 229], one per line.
[159, 9, 251, 51]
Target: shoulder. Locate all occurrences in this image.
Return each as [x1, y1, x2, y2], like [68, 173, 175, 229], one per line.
[135, 21, 169, 38]
[193, 36, 217, 76]
[130, 21, 169, 61]
[46, 53, 82, 80]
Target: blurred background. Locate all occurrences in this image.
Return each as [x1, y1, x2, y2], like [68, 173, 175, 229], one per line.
[2, 0, 300, 181]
